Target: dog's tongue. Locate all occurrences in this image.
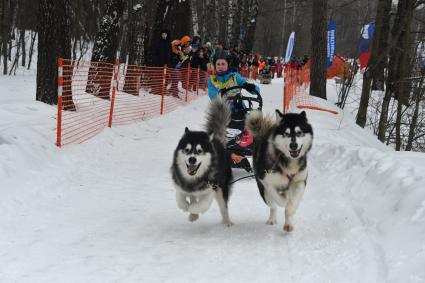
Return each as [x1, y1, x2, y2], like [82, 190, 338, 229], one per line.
[290, 149, 300, 158]
[187, 164, 198, 175]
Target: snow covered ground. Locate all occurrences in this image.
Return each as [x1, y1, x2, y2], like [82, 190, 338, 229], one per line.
[1, 74, 425, 283]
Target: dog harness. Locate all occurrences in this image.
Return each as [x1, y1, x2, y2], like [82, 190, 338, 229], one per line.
[264, 152, 299, 184]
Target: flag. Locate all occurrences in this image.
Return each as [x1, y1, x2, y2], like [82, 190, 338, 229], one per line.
[359, 22, 375, 69]
[284, 32, 295, 64]
[327, 21, 336, 68]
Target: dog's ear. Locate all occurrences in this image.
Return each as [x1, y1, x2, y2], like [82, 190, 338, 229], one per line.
[209, 133, 214, 141]
[184, 127, 189, 134]
[275, 109, 284, 121]
[300, 111, 307, 119]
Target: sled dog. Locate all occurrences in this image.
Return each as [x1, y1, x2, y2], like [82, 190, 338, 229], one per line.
[246, 110, 313, 232]
[171, 98, 233, 226]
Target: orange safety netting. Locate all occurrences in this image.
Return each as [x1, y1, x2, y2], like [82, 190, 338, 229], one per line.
[327, 55, 350, 79]
[57, 59, 208, 147]
[283, 63, 338, 115]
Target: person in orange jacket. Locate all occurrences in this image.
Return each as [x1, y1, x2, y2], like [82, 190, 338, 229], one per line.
[171, 35, 192, 68]
[169, 35, 191, 97]
[258, 58, 266, 73]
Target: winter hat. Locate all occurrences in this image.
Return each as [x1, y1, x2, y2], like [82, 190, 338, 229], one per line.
[213, 50, 230, 66]
[180, 35, 192, 46]
[204, 42, 212, 50]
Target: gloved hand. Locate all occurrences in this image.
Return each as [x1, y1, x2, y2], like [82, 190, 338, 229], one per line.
[243, 83, 257, 94]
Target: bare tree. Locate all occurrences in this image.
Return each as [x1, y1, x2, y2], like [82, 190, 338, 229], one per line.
[90, 0, 124, 64]
[146, 0, 177, 66]
[27, 30, 36, 70]
[86, 0, 124, 99]
[123, 0, 146, 95]
[242, 0, 259, 53]
[310, 0, 327, 99]
[218, 0, 229, 45]
[204, 0, 217, 43]
[377, 0, 415, 146]
[36, 0, 72, 107]
[1, 0, 10, 74]
[356, 0, 392, 128]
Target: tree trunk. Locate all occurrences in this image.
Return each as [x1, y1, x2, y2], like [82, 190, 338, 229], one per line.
[1, 0, 9, 75]
[229, 0, 242, 48]
[27, 30, 36, 70]
[377, 0, 414, 139]
[72, 38, 77, 61]
[392, 0, 414, 107]
[9, 27, 20, 75]
[123, 0, 145, 96]
[405, 77, 424, 151]
[278, 0, 287, 56]
[309, 0, 327, 99]
[20, 28, 25, 67]
[146, 0, 177, 66]
[190, 0, 199, 36]
[36, 0, 72, 108]
[204, 0, 217, 43]
[174, 0, 191, 40]
[371, 0, 391, 91]
[356, 0, 392, 127]
[86, 0, 124, 99]
[377, 87, 392, 142]
[218, 0, 229, 45]
[242, 0, 259, 53]
[395, 100, 402, 150]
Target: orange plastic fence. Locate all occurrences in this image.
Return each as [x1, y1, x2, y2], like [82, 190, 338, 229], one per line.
[57, 59, 208, 147]
[283, 64, 338, 115]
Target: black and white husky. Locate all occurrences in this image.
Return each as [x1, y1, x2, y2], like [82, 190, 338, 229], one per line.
[171, 98, 233, 226]
[246, 110, 313, 232]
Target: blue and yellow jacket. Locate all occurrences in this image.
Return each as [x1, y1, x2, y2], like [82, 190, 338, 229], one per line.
[207, 71, 259, 100]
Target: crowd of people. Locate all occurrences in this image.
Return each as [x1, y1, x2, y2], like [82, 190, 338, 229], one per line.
[153, 30, 290, 81]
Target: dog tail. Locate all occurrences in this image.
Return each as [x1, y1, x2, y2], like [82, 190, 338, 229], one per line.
[245, 110, 274, 139]
[205, 97, 231, 145]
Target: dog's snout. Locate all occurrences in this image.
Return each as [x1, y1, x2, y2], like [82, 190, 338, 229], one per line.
[290, 143, 298, 150]
[188, 157, 197, 164]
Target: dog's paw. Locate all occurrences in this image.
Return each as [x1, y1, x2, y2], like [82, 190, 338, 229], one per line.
[222, 220, 234, 227]
[283, 223, 294, 232]
[266, 218, 277, 225]
[188, 213, 199, 222]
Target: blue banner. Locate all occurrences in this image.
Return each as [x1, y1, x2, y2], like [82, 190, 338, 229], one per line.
[327, 21, 336, 68]
[285, 32, 295, 64]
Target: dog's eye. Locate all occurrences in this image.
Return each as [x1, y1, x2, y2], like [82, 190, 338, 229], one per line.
[196, 149, 203, 154]
[296, 132, 304, 137]
[184, 148, 190, 154]
[283, 133, 291, 137]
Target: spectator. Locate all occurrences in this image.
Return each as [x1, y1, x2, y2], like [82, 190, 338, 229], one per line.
[169, 35, 192, 97]
[154, 29, 171, 67]
[171, 35, 192, 68]
[190, 48, 209, 91]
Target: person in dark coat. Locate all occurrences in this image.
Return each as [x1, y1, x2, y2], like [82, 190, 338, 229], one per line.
[190, 48, 209, 91]
[154, 29, 172, 67]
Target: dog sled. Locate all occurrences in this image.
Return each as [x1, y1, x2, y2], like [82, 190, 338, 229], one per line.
[219, 84, 263, 173]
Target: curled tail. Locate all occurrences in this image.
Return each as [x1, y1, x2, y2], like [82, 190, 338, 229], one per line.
[205, 98, 231, 145]
[245, 110, 274, 139]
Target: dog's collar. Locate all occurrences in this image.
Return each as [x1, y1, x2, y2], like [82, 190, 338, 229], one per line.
[206, 181, 219, 191]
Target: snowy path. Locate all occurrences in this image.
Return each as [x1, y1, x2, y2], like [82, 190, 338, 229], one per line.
[1, 76, 424, 282]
